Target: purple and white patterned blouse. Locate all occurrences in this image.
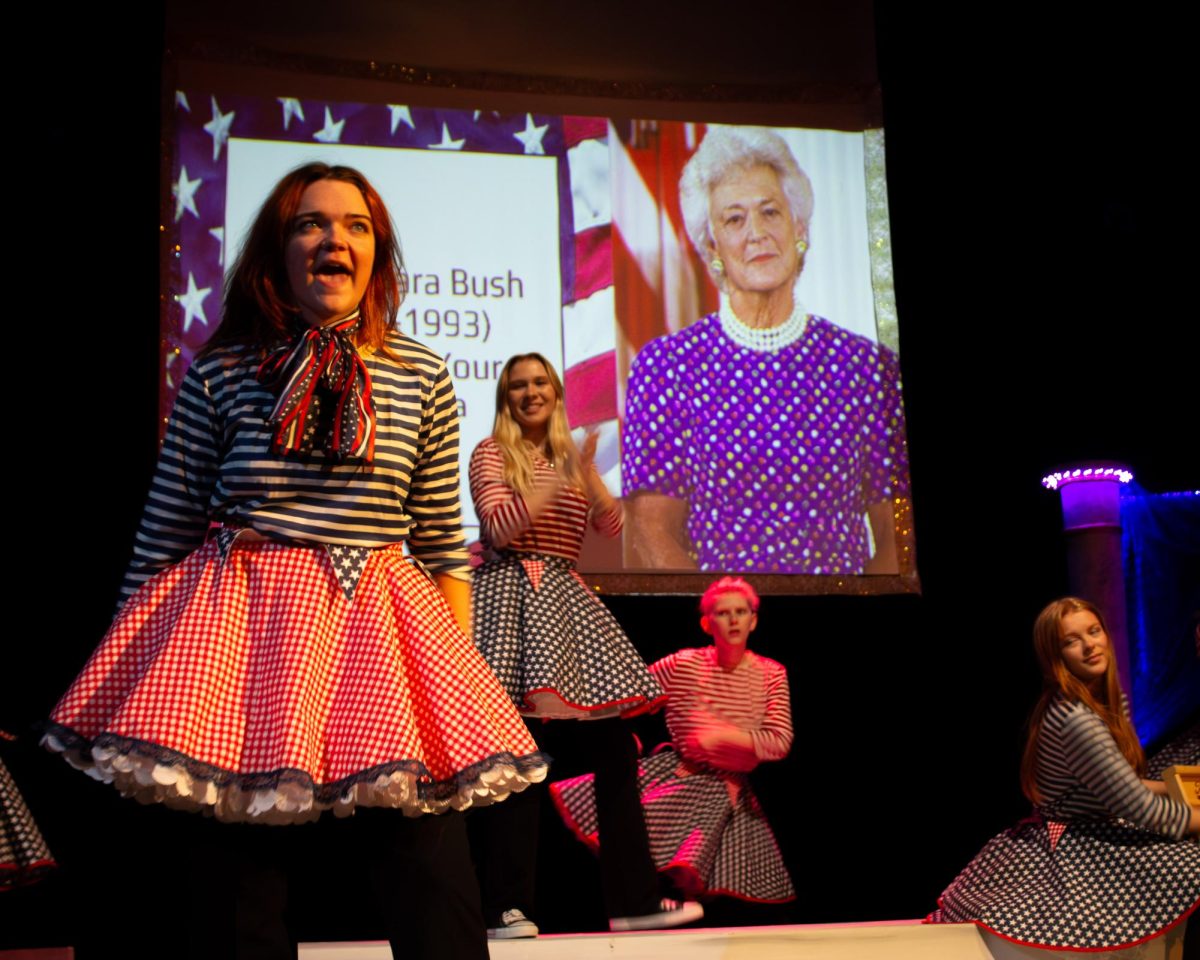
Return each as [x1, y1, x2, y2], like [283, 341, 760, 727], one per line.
[621, 314, 909, 574]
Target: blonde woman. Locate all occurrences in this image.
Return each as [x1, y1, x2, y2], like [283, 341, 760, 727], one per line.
[469, 353, 700, 936]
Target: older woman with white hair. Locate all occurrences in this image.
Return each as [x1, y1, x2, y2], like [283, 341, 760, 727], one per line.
[622, 127, 909, 575]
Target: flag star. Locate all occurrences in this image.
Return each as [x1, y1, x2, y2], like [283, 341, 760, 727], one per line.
[172, 166, 202, 223]
[176, 272, 212, 334]
[209, 226, 225, 266]
[278, 97, 305, 131]
[175, 91, 191, 112]
[165, 351, 178, 390]
[428, 122, 465, 150]
[313, 106, 345, 143]
[388, 104, 414, 134]
[513, 113, 549, 155]
[203, 97, 236, 162]
[473, 110, 481, 121]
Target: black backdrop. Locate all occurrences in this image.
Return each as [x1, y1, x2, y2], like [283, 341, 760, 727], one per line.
[5, 1, 1195, 950]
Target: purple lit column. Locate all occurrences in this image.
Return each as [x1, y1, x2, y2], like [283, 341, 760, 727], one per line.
[1042, 467, 1134, 699]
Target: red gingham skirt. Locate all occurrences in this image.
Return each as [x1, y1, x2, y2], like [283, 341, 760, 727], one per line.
[44, 540, 547, 824]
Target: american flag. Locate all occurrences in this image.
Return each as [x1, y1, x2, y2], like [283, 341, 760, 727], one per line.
[166, 93, 625, 512]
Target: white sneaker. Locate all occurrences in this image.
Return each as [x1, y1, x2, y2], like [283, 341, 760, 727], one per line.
[487, 908, 539, 939]
[609, 898, 703, 932]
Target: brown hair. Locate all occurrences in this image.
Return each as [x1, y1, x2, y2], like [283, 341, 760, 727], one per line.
[1019, 597, 1145, 804]
[207, 163, 405, 354]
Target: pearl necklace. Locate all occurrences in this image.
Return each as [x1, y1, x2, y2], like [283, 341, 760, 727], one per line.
[717, 290, 809, 353]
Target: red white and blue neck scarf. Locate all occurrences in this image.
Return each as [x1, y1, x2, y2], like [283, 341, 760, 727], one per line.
[257, 311, 375, 465]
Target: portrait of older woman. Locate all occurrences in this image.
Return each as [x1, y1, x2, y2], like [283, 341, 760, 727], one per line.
[621, 126, 910, 575]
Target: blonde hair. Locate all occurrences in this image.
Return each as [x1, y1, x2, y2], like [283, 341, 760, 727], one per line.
[492, 353, 585, 495]
[1019, 597, 1145, 805]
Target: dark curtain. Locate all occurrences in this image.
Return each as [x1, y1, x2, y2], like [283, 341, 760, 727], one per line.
[1122, 488, 1200, 747]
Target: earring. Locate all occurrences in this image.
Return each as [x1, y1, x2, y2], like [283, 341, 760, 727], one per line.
[795, 239, 808, 256]
[710, 256, 724, 274]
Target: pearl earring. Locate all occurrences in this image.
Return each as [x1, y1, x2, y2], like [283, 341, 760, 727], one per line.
[796, 240, 808, 256]
[710, 256, 724, 274]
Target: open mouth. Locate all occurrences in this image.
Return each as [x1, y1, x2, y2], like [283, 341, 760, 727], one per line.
[315, 262, 353, 279]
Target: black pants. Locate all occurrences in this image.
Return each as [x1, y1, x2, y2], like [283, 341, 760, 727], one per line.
[188, 809, 487, 960]
[471, 717, 659, 926]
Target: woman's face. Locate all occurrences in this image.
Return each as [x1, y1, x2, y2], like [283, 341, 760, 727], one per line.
[285, 179, 376, 326]
[708, 164, 805, 298]
[1059, 608, 1109, 688]
[505, 359, 557, 438]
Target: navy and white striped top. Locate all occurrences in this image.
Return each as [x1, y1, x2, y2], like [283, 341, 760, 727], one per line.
[1035, 695, 1191, 839]
[121, 333, 470, 601]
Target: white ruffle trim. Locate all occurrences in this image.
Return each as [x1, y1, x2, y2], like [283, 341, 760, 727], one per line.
[43, 733, 548, 825]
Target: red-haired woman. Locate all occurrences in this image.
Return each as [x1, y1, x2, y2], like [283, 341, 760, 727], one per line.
[552, 576, 795, 906]
[929, 597, 1199, 955]
[42, 164, 546, 958]
[468, 353, 700, 936]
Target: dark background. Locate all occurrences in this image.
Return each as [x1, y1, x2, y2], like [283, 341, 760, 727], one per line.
[5, 1, 1195, 950]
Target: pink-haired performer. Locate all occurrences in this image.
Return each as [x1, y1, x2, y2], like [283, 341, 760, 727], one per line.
[553, 576, 795, 904]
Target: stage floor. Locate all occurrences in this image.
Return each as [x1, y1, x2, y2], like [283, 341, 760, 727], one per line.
[300, 919, 993, 959]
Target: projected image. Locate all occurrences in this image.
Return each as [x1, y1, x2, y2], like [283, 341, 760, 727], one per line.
[611, 123, 910, 575]
[166, 93, 912, 588]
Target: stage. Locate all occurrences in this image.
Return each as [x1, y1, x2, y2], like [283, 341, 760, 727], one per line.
[297, 918, 1192, 959]
[299, 920, 993, 960]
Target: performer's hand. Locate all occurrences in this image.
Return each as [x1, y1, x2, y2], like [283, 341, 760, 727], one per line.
[435, 574, 472, 637]
[521, 456, 570, 523]
[579, 429, 599, 470]
[688, 719, 758, 773]
[579, 429, 618, 513]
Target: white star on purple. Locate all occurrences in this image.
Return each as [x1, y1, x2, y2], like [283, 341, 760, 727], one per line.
[278, 97, 305, 131]
[203, 97, 236, 162]
[313, 106, 345, 143]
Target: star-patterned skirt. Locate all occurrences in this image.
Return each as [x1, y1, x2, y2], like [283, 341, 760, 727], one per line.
[43, 539, 548, 824]
[927, 814, 1199, 950]
[551, 745, 795, 903]
[471, 552, 664, 719]
[1, 756, 56, 890]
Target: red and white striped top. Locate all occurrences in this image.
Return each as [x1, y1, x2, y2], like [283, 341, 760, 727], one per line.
[651, 646, 793, 768]
[468, 438, 622, 561]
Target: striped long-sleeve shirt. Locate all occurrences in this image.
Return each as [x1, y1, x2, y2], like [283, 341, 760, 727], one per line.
[1035, 695, 1192, 839]
[121, 334, 470, 601]
[651, 646, 793, 768]
[468, 437, 621, 561]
